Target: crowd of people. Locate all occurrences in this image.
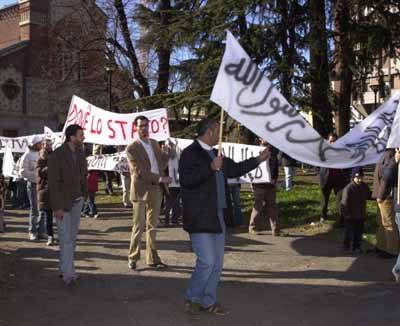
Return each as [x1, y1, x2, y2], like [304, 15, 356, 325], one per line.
[0, 118, 400, 315]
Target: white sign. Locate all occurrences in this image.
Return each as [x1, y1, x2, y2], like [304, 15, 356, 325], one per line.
[0, 136, 29, 154]
[1, 146, 19, 178]
[210, 31, 400, 168]
[168, 138, 271, 186]
[86, 152, 129, 174]
[64, 95, 170, 145]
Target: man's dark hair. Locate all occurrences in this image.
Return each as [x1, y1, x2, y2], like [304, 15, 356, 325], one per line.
[65, 124, 83, 142]
[134, 115, 149, 126]
[197, 118, 218, 137]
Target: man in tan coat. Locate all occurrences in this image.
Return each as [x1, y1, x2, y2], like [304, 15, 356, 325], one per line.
[126, 116, 171, 270]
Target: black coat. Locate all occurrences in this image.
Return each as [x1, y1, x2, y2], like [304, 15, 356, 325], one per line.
[278, 152, 297, 167]
[341, 181, 371, 220]
[179, 140, 260, 234]
[319, 167, 350, 189]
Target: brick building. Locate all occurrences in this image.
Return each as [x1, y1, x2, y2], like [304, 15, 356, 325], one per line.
[0, 0, 108, 136]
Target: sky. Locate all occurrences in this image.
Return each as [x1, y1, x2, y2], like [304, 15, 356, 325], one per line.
[0, 0, 16, 9]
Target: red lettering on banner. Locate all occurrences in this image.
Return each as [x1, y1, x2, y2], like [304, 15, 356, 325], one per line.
[150, 119, 160, 133]
[97, 118, 103, 134]
[76, 109, 84, 126]
[66, 104, 78, 124]
[107, 120, 116, 139]
[115, 120, 127, 140]
[161, 117, 168, 133]
[82, 107, 91, 130]
[131, 122, 137, 139]
[90, 116, 96, 134]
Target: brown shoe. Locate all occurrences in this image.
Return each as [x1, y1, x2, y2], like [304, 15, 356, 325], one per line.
[200, 302, 229, 316]
[148, 262, 168, 269]
[184, 299, 201, 314]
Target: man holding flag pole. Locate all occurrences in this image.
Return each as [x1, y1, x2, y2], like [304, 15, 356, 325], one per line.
[179, 117, 270, 315]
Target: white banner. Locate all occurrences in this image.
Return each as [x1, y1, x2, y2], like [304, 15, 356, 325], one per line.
[0, 136, 30, 154]
[89, 138, 270, 185]
[211, 31, 400, 168]
[86, 152, 129, 174]
[64, 95, 170, 145]
[168, 138, 271, 186]
[1, 146, 19, 178]
[0, 127, 63, 154]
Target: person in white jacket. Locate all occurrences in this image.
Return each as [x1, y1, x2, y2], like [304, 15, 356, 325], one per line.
[19, 135, 43, 240]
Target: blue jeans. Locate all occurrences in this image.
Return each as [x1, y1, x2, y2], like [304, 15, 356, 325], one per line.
[185, 211, 225, 308]
[82, 192, 97, 216]
[39, 209, 54, 237]
[227, 184, 243, 226]
[27, 182, 41, 234]
[57, 198, 83, 281]
[283, 166, 295, 191]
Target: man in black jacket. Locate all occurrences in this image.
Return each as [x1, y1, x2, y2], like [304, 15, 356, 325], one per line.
[319, 133, 350, 225]
[179, 118, 269, 315]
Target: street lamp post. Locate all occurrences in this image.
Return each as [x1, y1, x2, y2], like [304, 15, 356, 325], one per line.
[105, 64, 115, 111]
[370, 82, 379, 111]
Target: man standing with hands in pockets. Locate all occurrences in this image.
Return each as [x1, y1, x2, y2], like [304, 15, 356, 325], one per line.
[126, 116, 172, 270]
[179, 118, 270, 315]
[48, 124, 88, 286]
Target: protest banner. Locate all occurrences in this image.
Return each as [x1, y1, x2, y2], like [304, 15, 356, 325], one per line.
[64, 95, 170, 145]
[86, 152, 129, 174]
[167, 138, 271, 186]
[1, 146, 19, 178]
[210, 31, 400, 168]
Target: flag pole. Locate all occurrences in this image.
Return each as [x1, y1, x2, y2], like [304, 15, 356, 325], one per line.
[218, 108, 224, 156]
[397, 150, 400, 205]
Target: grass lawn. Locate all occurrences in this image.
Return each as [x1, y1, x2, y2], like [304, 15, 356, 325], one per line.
[95, 169, 379, 245]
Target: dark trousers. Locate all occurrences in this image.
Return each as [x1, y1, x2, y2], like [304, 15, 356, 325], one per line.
[16, 180, 29, 208]
[164, 188, 180, 224]
[83, 192, 97, 216]
[344, 219, 364, 250]
[39, 209, 54, 237]
[321, 179, 344, 224]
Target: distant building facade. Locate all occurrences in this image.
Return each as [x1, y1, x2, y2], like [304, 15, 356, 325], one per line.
[0, 0, 108, 136]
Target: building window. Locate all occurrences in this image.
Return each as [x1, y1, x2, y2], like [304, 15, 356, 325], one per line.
[1, 78, 20, 100]
[3, 129, 18, 137]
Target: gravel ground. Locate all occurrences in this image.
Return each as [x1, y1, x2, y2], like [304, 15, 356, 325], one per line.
[0, 205, 399, 326]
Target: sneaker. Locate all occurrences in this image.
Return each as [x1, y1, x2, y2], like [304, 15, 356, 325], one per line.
[392, 267, 400, 283]
[249, 229, 261, 235]
[28, 233, 38, 241]
[46, 236, 55, 246]
[93, 214, 99, 219]
[320, 217, 326, 223]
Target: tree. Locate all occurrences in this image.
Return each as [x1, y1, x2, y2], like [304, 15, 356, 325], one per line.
[309, 0, 333, 137]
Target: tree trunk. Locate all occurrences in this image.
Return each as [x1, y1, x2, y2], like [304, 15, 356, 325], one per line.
[334, 0, 353, 136]
[154, 0, 172, 95]
[114, 0, 150, 97]
[309, 0, 332, 138]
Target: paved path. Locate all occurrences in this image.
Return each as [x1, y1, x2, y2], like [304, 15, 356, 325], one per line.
[1, 206, 399, 326]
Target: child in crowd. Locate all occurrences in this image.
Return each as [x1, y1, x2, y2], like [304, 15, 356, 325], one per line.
[82, 170, 99, 218]
[341, 167, 371, 254]
[0, 172, 6, 232]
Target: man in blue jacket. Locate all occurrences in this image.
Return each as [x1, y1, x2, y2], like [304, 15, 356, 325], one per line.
[179, 118, 270, 315]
